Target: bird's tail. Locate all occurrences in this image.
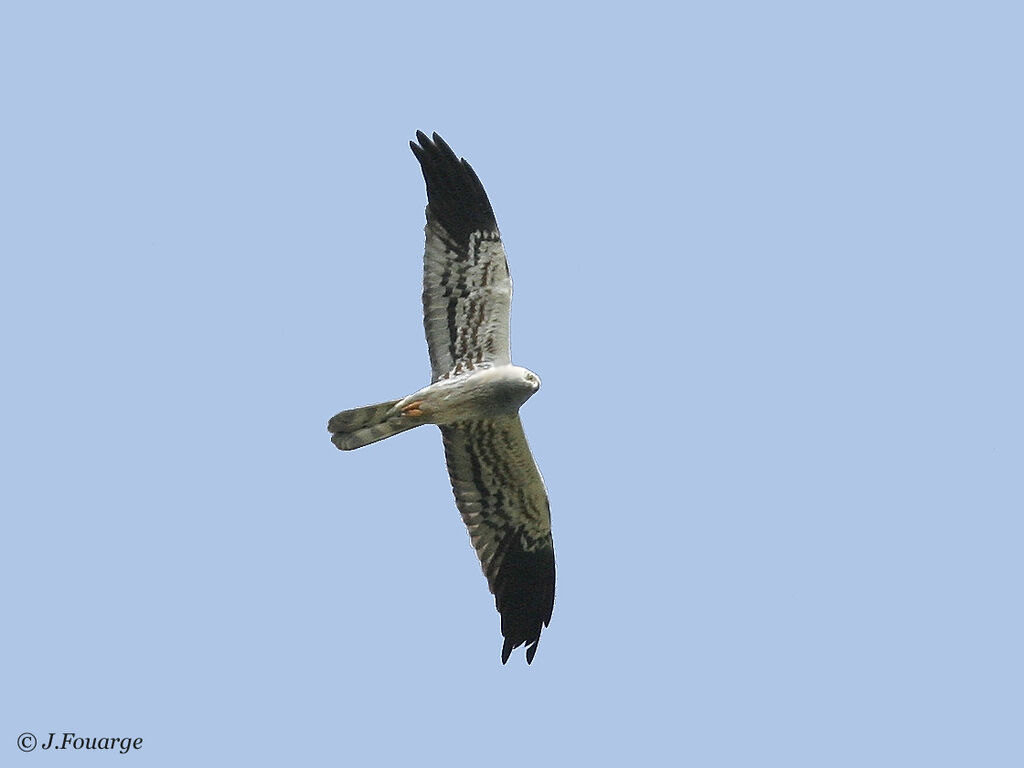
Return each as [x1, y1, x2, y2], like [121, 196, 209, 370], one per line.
[328, 399, 421, 450]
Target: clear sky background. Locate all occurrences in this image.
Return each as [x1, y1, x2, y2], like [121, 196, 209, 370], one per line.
[3, 2, 1021, 766]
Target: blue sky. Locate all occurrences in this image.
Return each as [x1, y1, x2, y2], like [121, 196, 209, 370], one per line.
[3, 2, 1021, 765]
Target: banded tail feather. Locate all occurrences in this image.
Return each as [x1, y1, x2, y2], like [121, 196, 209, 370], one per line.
[328, 399, 420, 451]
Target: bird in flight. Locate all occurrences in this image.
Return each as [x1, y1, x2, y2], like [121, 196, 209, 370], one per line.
[328, 132, 555, 664]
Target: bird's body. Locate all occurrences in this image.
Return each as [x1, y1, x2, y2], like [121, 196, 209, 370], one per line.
[328, 132, 555, 664]
[328, 365, 539, 449]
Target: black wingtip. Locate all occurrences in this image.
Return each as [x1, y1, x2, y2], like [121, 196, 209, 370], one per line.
[500, 637, 540, 665]
[526, 642, 538, 665]
[494, 535, 556, 665]
[410, 130, 498, 245]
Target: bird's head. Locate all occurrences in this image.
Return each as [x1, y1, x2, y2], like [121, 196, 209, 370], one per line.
[521, 368, 542, 393]
[486, 365, 541, 415]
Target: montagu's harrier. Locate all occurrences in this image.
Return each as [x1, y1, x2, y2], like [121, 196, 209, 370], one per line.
[328, 132, 555, 664]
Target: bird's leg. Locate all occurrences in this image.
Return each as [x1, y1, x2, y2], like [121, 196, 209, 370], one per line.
[400, 400, 425, 418]
[390, 387, 434, 420]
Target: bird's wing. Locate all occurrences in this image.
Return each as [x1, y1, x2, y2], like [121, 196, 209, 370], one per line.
[410, 131, 512, 383]
[440, 416, 555, 664]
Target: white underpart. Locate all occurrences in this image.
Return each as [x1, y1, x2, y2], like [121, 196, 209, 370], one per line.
[395, 364, 540, 424]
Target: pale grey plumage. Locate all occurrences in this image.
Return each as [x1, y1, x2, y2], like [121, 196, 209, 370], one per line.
[328, 132, 555, 664]
[422, 228, 512, 381]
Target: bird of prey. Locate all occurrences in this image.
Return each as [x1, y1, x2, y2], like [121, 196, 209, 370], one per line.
[328, 132, 555, 664]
